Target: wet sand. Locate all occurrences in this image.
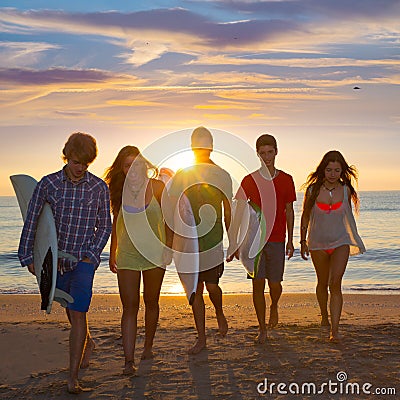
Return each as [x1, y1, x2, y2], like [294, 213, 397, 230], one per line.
[0, 293, 399, 399]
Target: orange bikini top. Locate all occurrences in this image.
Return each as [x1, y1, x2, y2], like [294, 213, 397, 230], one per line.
[316, 201, 342, 211]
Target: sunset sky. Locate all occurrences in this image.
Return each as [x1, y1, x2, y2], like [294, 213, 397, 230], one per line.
[1, 0, 399, 195]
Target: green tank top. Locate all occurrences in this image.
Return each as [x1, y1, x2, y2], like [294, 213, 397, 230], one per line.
[116, 196, 166, 270]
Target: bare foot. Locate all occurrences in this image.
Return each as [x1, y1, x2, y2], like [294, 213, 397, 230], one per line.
[141, 348, 154, 360]
[216, 312, 228, 336]
[188, 339, 206, 355]
[67, 380, 92, 394]
[268, 305, 278, 328]
[254, 330, 267, 344]
[80, 338, 95, 369]
[123, 361, 137, 376]
[321, 315, 330, 327]
[329, 332, 342, 343]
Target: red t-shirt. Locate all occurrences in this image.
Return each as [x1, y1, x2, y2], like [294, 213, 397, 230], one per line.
[235, 170, 296, 242]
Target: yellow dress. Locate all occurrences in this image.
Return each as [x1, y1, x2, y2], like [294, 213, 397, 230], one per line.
[116, 196, 166, 270]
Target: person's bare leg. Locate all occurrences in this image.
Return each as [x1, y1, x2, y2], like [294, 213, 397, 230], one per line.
[141, 267, 165, 359]
[80, 330, 95, 369]
[311, 250, 331, 328]
[66, 308, 95, 369]
[206, 282, 228, 336]
[252, 278, 267, 343]
[268, 281, 282, 328]
[328, 245, 349, 342]
[188, 282, 206, 354]
[67, 309, 89, 393]
[117, 269, 141, 374]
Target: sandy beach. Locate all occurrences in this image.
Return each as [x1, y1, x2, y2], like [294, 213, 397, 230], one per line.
[0, 293, 399, 399]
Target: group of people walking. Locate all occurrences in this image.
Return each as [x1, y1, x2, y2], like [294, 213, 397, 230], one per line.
[17, 127, 365, 393]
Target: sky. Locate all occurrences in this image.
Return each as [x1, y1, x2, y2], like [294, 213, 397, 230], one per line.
[1, 0, 399, 195]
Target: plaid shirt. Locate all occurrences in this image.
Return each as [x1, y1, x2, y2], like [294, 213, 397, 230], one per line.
[18, 168, 112, 272]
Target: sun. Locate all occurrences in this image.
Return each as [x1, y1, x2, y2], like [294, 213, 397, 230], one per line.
[159, 150, 194, 176]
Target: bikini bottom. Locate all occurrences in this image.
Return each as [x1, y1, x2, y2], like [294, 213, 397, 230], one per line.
[324, 248, 335, 255]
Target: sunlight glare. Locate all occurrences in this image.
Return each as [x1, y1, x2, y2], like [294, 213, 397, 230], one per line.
[166, 283, 185, 295]
[159, 150, 195, 175]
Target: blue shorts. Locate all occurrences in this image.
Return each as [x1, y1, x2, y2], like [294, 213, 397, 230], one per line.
[56, 261, 95, 312]
[247, 242, 285, 283]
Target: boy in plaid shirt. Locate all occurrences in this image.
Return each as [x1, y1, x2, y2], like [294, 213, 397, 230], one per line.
[18, 132, 112, 394]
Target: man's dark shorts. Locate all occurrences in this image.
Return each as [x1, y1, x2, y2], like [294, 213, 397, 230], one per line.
[247, 242, 285, 282]
[199, 263, 224, 284]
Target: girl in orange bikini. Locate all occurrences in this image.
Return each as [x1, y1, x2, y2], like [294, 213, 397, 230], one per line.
[300, 150, 365, 342]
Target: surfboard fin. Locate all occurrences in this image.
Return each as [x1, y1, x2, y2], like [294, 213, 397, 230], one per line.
[188, 292, 196, 306]
[53, 288, 74, 307]
[58, 250, 78, 262]
[53, 297, 68, 308]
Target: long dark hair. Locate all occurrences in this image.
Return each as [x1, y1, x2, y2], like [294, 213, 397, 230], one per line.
[301, 150, 359, 215]
[104, 146, 160, 215]
[104, 146, 140, 215]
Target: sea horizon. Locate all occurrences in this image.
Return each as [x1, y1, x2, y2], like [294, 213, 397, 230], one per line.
[1, 190, 399, 295]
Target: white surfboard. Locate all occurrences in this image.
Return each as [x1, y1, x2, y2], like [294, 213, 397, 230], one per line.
[10, 174, 74, 313]
[238, 202, 266, 278]
[172, 194, 199, 305]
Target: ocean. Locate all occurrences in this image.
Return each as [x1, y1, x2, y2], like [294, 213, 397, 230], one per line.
[0, 191, 399, 295]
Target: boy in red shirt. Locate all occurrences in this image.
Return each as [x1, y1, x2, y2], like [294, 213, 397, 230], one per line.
[227, 134, 296, 343]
